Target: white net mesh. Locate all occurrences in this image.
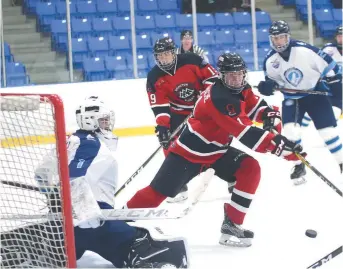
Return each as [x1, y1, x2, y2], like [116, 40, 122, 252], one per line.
[0, 95, 74, 268]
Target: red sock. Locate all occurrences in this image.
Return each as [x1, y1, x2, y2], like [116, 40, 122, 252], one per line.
[126, 185, 167, 208]
[226, 157, 261, 225]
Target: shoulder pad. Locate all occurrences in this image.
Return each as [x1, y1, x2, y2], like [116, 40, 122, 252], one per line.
[210, 82, 241, 117]
[178, 53, 203, 67]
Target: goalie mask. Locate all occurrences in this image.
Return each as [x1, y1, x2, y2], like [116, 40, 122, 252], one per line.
[217, 52, 248, 94]
[269, 20, 291, 53]
[76, 96, 115, 132]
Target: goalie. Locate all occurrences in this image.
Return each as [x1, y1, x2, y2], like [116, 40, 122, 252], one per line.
[0, 96, 188, 268]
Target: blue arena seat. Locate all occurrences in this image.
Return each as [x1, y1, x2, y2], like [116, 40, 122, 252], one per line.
[92, 17, 114, 37]
[117, 0, 137, 15]
[157, 0, 179, 13]
[83, 57, 107, 81]
[332, 9, 343, 25]
[256, 11, 272, 29]
[72, 18, 93, 38]
[197, 13, 215, 31]
[135, 15, 156, 33]
[155, 14, 176, 31]
[197, 31, 215, 51]
[257, 28, 270, 48]
[76, 1, 97, 19]
[214, 13, 235, 30]
[6, 62, 26, 75]
[56, 2, 76, 19]
[71, 37, 89, 69]
[88, 36, 110, 57]
[175, 14, 193, 30]
[113, 16, 132, 34]
[137, 0, 158, 14]
[127, 54, 149, 70]
[214, 30, 235, 49]
[105, 55, 127, 73]
[109, 35, 131, 53]
[233, 12, 252, 29]
[96, 0, 118, 17]
[136, 34, 153, 52]
[234, 29, 253, 49]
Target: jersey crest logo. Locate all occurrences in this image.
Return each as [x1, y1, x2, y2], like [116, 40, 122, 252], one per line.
[284, 68, 303, 87]
[174, 83, 197, 102]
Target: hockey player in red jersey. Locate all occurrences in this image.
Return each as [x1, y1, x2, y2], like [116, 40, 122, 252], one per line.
[128, 52, 305, 247]
[147, 37, 218, 203]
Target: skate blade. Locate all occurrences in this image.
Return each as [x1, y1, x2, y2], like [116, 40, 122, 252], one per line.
[292, 177, 307, 186]
[219, 234, 252, 248]
[166, 192, 188, 203]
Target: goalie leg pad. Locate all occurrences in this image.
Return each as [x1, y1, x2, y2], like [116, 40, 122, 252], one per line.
[125, 226, 189, 268]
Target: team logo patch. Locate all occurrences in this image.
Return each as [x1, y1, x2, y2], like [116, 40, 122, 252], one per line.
[226, 104, 237, 116]
[174, 83, 197, 102]
[271, 59, 280, 69]
[284, 67, 303, 87]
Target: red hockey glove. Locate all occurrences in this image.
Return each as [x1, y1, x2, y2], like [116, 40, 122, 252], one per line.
[267, 134, 307, 161]
[262, 107, 282, 133]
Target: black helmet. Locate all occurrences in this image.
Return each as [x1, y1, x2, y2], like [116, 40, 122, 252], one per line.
[335, 25, 342, 37]
[217, 52, 247, 94]
[269, 20, 291, 52]
[153, 37, 176, 70]
[180, 30, 193, 40]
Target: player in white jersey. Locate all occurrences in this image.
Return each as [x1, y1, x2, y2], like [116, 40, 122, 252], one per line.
[0, 96, 188, 268]
[302, 25, 342, 127]
[257, 20, 343, 183]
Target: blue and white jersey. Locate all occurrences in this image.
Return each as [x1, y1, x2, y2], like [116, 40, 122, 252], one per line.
[322, 42, 343, 72]
[264, 39, 341, 99]
[35, 129, 118, 208]
[67, 129, 118, 207]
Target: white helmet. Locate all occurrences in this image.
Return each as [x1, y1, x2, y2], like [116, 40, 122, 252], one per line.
[76, 96, 115, 132]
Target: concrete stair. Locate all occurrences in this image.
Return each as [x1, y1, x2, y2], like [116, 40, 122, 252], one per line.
[2, 2, 83, 85]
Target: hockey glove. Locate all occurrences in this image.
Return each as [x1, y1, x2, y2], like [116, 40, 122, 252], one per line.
[155, 125, 171, 149]
[268, 134, 306, 161]
[262, 107, 282, 133]
[257, 79, 278, 96]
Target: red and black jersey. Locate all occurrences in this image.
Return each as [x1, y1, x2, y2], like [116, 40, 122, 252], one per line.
[169, 81, 278, 164]
[146, 53, 218, 128]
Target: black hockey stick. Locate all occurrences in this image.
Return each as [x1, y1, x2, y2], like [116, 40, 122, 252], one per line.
[0, 180, 59, 193]
[307, 246, 343, 268]
[295, 153, 343, 197]
[253, 86, 330, 96]
[114, 113, 192, 197]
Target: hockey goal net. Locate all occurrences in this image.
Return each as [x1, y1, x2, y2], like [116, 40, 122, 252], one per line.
[0, 94, 76, 268]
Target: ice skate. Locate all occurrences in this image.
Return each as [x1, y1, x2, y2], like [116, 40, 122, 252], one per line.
[166, 185, 188, 203]
[291, 163, 307, 185]
[219, 205, 254, 247]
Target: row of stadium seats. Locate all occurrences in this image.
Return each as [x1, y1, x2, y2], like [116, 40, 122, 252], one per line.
[54, 29, 271, 54]
[80, 48, 268, 82]
[36, 11, 272, 33]
[24, 0, 180, 16]
[278, 0, 342, 39]
[2, 43, 31, 87]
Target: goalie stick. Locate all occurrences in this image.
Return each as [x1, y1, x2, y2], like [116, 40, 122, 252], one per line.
[307, 246, 343, 268]
[1, 168, 214, 221]
[114, 113, 192, 197]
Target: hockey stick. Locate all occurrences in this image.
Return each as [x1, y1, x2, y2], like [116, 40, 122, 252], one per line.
[307, 246, 343, 268]
[253, 86, 330, 96]
[114, 113, 192, 197]
[0, 169, 214, 221]
[295, 153, 343, 197]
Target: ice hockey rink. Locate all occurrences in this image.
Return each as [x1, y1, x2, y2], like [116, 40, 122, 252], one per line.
[1, 115, 342, 269]
[75, 118, 343, 269]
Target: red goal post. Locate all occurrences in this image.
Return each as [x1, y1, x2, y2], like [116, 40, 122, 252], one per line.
[0, 93, 76, 268]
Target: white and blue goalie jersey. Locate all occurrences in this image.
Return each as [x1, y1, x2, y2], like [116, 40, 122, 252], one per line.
[263, 39, 341, 99]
